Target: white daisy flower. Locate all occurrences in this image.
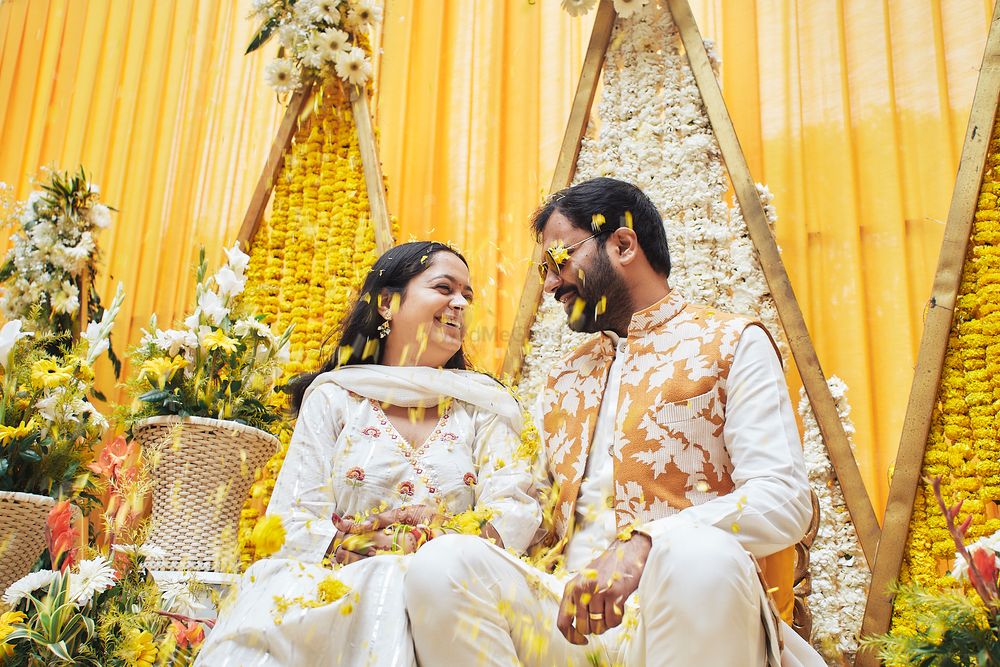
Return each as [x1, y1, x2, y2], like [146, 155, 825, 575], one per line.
[612, 0, 650, 18]
[346, 0, 381, 28]
[277, 24, 300, 49]
[561, 0, 598, 17]
[302, 35, 326, 69]
[50, 280, 81, 315]
[310, 0, 341, 24]
[159, 579, 208, 615]
[69, 557, 116, 606]
[2, 570, 57, 607]
[264, 58, 301, 94]
[319, 27, 350, 53]
[334, 46, 372, 85]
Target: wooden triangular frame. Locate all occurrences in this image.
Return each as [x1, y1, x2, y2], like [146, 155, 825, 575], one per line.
[856, 3, 1000, 664]
[501, 0, 880, 566]
[235, 81, 393, 253]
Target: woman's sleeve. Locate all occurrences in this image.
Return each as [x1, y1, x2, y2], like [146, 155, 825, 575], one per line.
[265, 383, 347, 562]
[471, 409, 542, 554]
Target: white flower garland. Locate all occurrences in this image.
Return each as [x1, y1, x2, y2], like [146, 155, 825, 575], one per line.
[522, 6, 868, 656]
[799, 377, 870, 662]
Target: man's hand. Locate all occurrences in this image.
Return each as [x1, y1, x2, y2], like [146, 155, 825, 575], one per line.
[556, 532, 652, 644]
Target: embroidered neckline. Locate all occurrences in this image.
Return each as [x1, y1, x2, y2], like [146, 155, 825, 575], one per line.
[626, 289, 686, 337]
[369, 399, 452, 495]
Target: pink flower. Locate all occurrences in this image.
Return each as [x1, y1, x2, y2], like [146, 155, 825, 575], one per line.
[87, 435, 139, 484]
[171, 618, 206, 649]
[972, 547, 999, 588]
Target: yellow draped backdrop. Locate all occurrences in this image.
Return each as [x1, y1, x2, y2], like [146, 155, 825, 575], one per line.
[0, 0, 993, 513]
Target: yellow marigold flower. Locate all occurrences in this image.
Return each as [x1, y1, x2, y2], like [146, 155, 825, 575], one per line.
[316, 575, 351, 604]
[251, 515, 286, 558]
[30, 358, 73, 389]
[0, 419, 36, 445]
[548, 242, 570, 265]
[121, 627, 157, 667]
[202, 329, 239, 354]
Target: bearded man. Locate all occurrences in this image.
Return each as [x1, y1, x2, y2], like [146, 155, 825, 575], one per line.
[405, 177, 826, 666]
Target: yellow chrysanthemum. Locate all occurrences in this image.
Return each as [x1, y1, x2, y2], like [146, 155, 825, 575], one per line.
[0, 610, 26, 657]
[0, 419, 36, 445]
[120, 627, 157, 667]
[251, 515, 286, 558]
[138, 356, 187, 388]
[30, 358, 73, 389]
[202, 329, 239, 354]
[548, 242, 570, 265]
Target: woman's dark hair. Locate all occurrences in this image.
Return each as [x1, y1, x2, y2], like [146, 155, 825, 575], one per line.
[531, 177, 671, 277]
[286, 241, 470, 414]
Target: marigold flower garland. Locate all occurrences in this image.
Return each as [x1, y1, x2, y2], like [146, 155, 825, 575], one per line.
[891, 116, 1000, 638]
[237, 81, 386, 568]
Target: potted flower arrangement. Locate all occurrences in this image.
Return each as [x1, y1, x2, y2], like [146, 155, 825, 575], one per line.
[124, 243, 291, 573]
[0, 286, 124, 593]
[0, 168, 121, 373]
[0, 490, 211, 666]
[867, 476, 1000, 663]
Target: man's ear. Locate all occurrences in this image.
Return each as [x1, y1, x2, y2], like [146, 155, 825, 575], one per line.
[613, 227, 641, 266]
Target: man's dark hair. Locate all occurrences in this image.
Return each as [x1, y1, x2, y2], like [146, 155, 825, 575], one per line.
[530, 177, 671, 277]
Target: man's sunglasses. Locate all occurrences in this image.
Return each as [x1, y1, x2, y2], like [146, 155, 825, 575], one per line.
[535, 231, 606, 282]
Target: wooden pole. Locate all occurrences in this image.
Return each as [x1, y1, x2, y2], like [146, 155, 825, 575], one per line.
[667, 0, 880, 567]
[855, 3, 1000, 663]
[236, 83, 314, 248]
[500, 0, 617, 382]
[351, 86, 394, 254]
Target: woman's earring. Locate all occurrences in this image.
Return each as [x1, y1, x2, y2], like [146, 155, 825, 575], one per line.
[377, 318, 391, 338]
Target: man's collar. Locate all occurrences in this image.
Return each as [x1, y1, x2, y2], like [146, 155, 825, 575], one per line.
[626, 289, 685, 338]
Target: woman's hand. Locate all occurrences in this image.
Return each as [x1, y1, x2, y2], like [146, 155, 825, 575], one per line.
[335, 505, 447, 534]
[330, 528, 422, 564]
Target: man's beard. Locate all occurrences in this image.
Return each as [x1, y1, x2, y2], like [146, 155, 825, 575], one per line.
[555, 247, 633, 334]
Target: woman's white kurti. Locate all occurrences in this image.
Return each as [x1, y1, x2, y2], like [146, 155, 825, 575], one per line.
[195, 379, 540, 667]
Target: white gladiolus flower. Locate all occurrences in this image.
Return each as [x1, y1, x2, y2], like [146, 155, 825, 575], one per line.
[612, 0, 650, 18]
[87, 203, 112, 229]
[0, 319, 32, 370]
[153, 329, 199, 357]
[335, 47, 371, 85]
[561, 0, 598, 17]
[69, 557, 116, 606]
[264, 58, 300, 94]
[224, 242, 251, 277]
[214, 266, 247, 299]
[2, 569, 57, 606]
[196, 290, 229, 326]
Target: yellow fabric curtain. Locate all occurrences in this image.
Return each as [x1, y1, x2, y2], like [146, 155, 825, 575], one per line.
[684, 0, 992, 512]
[1, 0, 993, 512]
[374, 0, 595, 372]
[0, 0, 284, 402]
